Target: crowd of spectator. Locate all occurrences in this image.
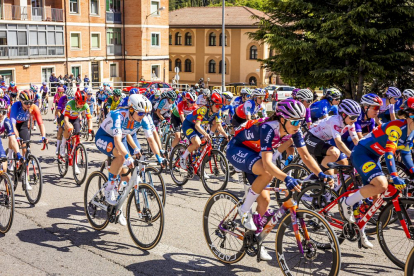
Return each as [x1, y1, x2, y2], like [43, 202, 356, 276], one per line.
[49, 73, 90, 89]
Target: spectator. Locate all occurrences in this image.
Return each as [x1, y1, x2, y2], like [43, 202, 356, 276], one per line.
[198, 78, 205, 89]
[84, 75, 90, 86]
[58, 74, 64, 82]
[172, 77, 177, 88]
[68, 74, 74, 87]
[49, 72, 58, 88]
[76, 74, 81, 85]
[0, 75, 3, 82]
[140, 76, 145, 81]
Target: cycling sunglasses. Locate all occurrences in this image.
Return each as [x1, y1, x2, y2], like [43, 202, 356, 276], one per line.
[304, 99, 313, 103]
[348, 115, 358, 120]
[244, 94, 252, 98]
[214, 104, 223, 109]
[187, 99, 195, 104]
[22, 101, 33, 105]
[0, 110, 7, 115]
[137, 111, 147, 116]
[370, 105, 380, 111]
[289, 119, 303, 126]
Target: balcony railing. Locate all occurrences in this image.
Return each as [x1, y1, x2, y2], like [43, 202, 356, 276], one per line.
[107, 44, 122, 56]
[106, 12, 121, 23]
[0, 46, 65, 59]
[1, 5, 64, 22]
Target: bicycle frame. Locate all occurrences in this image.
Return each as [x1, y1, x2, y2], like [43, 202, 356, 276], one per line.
[191, 142, 212, 175]
[66, 134, 80, 166]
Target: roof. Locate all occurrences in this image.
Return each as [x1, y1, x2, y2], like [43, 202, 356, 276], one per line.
[169, 6, 266, 28]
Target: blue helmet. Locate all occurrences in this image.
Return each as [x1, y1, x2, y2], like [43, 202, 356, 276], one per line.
[130, 88, 138, 95]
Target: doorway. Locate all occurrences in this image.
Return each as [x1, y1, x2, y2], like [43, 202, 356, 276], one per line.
[91, 62, 100, 88]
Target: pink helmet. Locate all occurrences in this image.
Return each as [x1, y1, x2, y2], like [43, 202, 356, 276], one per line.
[276, 99, 306, 119]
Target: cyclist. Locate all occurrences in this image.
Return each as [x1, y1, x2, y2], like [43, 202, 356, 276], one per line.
[40, 82, 49, 111]
[153, 90, 176, 127]
[226, 99, 333, 260]
[105, 89, 122, 117]
[221, 91, 235, 127]
[86, 89, 96, 118]
[170, 91, 198, 155]
[57, 79, 67, 92]
[31, 85, 41, 132]
[56, 88, 75, 155]
[0, 89, 10, 106]
[377, 86, 401, 124]
[7, 81, 18, 104]
[356, 93, 383, 139]
[232, 89, 267, 128]
[196, 89, 211, 107]
[96, 86, 108, 122]
[10, 90, 48, 157]
[149, 89, 161, 107]
[94, 94, 153, 225]
[294, 89, 314, 129]
[180, 92, 228, 169]
[53, 87, 65, 124]
[0, 99, 21, 173]
[340, 97, 414, 249]
[305, 99, 361, 173]
[0, 80, 7, 91]
[232, 88, 252, 107]
[310, 88, 341, 121]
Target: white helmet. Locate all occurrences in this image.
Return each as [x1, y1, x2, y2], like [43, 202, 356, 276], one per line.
[386, 87, 401, 98]
[252, 88, 266, 97]
[212, 88, 221, 94]
[403, 89, 414, 98]
[59, 80, 65, 85]
[203, 89, 211, 97]
[99, 86, 104, 91]
[339, 99, 361, 117]
[222, 91, 233, 100]
[121, 93, 127, 99]
[296, 89, 314, 101]
[0, 88, 4, 97]
[154, 89, 161, 96]
[128, 94, 152, 113]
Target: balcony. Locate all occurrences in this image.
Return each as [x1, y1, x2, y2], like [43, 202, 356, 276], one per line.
[0, 46, 65, 59]
[1, 5, 64, 22]
[107, 44, 122, 56]
[106, 12, 121, 23]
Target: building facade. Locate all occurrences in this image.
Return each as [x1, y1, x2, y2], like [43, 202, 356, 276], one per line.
[169, 6, 272, 88]
[0, 0, 169, 87]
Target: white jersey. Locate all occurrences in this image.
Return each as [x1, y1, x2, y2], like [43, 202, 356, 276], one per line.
[243, 99, 267, 117]
[154, 98, 172, 117]
[379, 97, 394, 114]
[309, 115, 357, 141]
[196, 95, 208, 106]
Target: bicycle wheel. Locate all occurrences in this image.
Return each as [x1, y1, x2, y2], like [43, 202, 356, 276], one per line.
[202, 191, 245, 264]
[169, 144, 189, 186]
[24, 154, 43, 205]
[405, 247, 414, 276]
[126, 183, 164, 250]
[57, 144, 69, 177]
[164, 133, 174, 160]
[201, 150, 229, 195]
[43, 103, 48, 115]
[275, 164, 311, 204]
[0, 173, 14, 234]
[377, 197, 414, 269]
[73, 143, 88, 186]
[83, 171, 109, 230]
[143, 166, 166, 207]
[276, 209, 341, 276]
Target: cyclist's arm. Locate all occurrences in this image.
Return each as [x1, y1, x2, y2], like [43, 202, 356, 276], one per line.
[126, 134, 140, 152]
[194, 120, 209, 138]
[389, 104, 396, 121]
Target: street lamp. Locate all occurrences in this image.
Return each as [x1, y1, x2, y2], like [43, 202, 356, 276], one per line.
[146, 6, 165, 19]
[221, 0, 225, 92]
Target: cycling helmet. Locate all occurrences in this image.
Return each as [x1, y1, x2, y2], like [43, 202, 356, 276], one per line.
[403, 89, 414, 98]
[0, 89, 4, 97]
[59, 80, 65, 85]
[222, 91, 234, 100]
[105, 86, 112, 95]
[252, 88, 266, 97]
[404, 97, 414, 112]
[57, 87, 64, 93]
[0, 98, 8, 110]
[203, 89, 211, 97]
[128, 94, 152, 113]
[129, 88, 138, 95]
[106, 83, 111, 87]
[66, 88, 75, 99]
[99, 86, 104, 91]
[154, 90, 161, 97]
[103, 82, 107, 87]
[386, 86, 402, 98]
[291, 88, 300, 98]
[121, 93, 127, 99]
[113, 89, 122, 97]
[212, 88, 221, 94]
[276, 99, 306, 119]
[325, 88, 342, 100]
[19, 90, 34, 102]
[75, 90, 87, 105]
[360, 93, 383, 106]
[185, 91, 197, 102]
[210, 92, 223, 105]
[42, 82, 47, 86]
[295, 89, 314, 101]
[339, 99, 361, 117]
[31, 85, 38, 92]
[9, 81, 15, 87]
[165, 90, 177, 101]
[240, 88, 251, 95]
[83, 87, 89, 93]
[87, 90, 93, 95]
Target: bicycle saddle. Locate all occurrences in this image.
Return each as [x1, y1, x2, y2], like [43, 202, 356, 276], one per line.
[327, 162, 353, 170]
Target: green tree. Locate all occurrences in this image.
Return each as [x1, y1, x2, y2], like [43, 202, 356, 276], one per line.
[250, 0, 414, 99]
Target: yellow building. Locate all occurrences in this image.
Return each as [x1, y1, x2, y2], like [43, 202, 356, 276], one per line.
[169, 6, 272, 88]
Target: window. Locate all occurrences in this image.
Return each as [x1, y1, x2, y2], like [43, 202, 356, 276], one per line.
[175, 59, 181, 72]
[0, 31, 7, 45]
[70, 33, 80, 49]
[185, 32, 192, 46]
[107, 28, 121, 44]
[185, 59, 191, 72]
[42, 67, 54, 83]
[219, 60, 227, 74]
[209, 33, 216, 46]
[8, 31, 27, 45]
[70, 0, 79, 13]
[151, 33, 160, 47]
[169, 32, 172, 45]
[151, 1, 160, 16]
[151, 65, 160, 79]
[175, 32, 182, 45]
[110, 64, 117, 77]
[169, 59, 172, 71]
[208, 60, 216, 73]
[106, 0, 121, 12]
[71, 66, 80, 77]
[91, 33, 100, 49]
[250, 45, 258, 60]
[219, 33, 227, 46]
[91, 0, 99, 15]
[0, 70, 13, 83]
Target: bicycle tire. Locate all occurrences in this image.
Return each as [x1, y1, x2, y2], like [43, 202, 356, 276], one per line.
[57, 143, 69, 177]
[201, 150, 229, 195]
[405, 246, 414, 276]
[377, 197, 414, 269]
[73, 143, 88, 186]
[143, 166, 166, 207]
[202, 191, 245, 264]
[274, 164, 311, 205]
[169, 144, 189, 186]
[164, 133, 174, 160]
[83, 171, 109, 230]
[0, 173, 14, 234]
[24, 154, 43, 205]
[276, 209, 341, 276]
[126, 183, 164, 250]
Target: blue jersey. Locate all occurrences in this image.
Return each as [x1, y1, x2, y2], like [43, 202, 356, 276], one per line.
[100, 109, 149, 138]
[96, 92, 108, 102]
[310, 99, 338, 121]
[149, 95, 161, 107]
[221, 104, 235, 117]
[118, 96, 129, 108]
[232, 96, 243, 107]
[185, 106, 222, 125]
[2, 95, 10, 105]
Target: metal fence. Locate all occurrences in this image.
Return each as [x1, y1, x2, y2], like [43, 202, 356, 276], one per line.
[0, 46, 64, 59]
[1, 5, 64, 22]
[212, 85, 257, 95]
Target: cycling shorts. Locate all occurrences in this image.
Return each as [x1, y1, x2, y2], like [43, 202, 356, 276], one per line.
[182, 120, 204, 141]
[88, 104, 94, 115]
[95, 128, 140, 157]
[171, 114, 182, 132]
[226, 140, 260, 184]
[59, 114, 81, 134]
[16, 120, 30, 142]
[10, 93, 17, 99]
[97, 99, 103, 106]
[351, 144, 384, 185]
[231, 113, 246, 128]
[305, 133, 332, 158]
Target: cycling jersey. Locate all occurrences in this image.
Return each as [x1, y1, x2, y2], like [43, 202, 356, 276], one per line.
[7, 86, 18, 95]
[154, 98, 172, 117]
[0, 117, 14, 136]
[304, 108, 312, 125]
[40, 86, 49, 96]
[34, 92, 41, 105]
[149, 95, 161, 107]
[355, 112, 375, 134]
[100, 109, 154, 138]
[235, 99, 267, 119]
[64, 100, 91, 120]
[221, 104, 235, 117]
[87, 96, 96, 113]
[309, 115, 357, 141]
[53, 93, 63, 104]
[185, 106, 222, 125]
[232, 96, 243, 107]
[96, 92, 108, 102]
[173, 101, 198, 117]
[10, 101, 43, 125]
[379, 98, 394, 114]
[0, 85, 7, 91]
[56, 95, 68, 112]
[196, 95, 208, 106]
[106, 96, 121, 111]
[310, 99, 338, 121]
[2, 94, 10, 105]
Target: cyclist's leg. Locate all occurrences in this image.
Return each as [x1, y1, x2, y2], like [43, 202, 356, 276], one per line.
[170, 115, 182, 150]
[0, 138, 6, 171]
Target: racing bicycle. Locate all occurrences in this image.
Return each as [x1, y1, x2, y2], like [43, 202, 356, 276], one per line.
[0, 158, 14, 234]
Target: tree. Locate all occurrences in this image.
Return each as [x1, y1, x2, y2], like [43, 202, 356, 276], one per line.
[250, 0, 414, 99]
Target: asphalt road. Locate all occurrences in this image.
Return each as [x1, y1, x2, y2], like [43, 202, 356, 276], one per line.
[0, 99, 405, 276]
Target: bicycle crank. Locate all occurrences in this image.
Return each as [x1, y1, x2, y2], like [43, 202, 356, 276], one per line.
[342, 222, 358, 242]
[243, 231, 259, 257]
